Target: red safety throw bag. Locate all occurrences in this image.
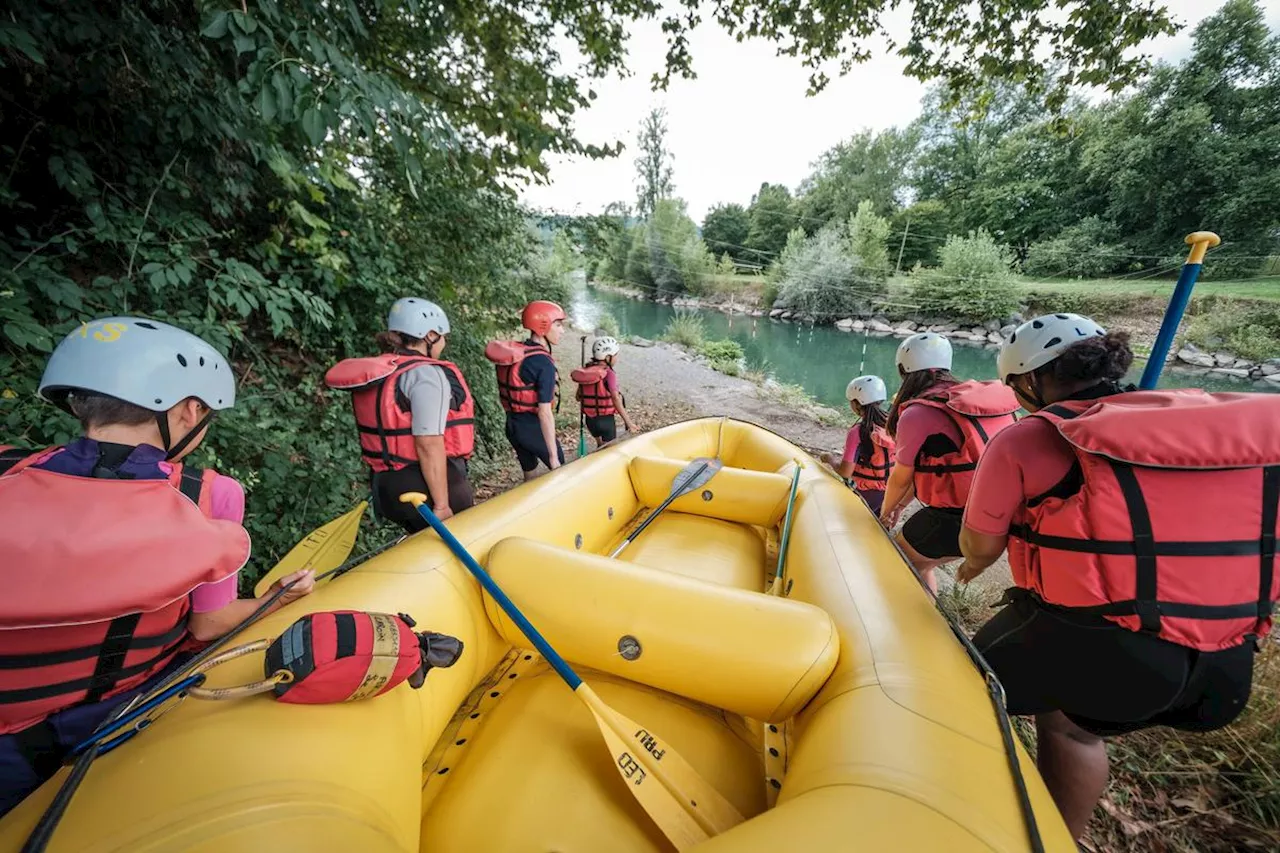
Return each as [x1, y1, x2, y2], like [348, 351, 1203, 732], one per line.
[263, 610, 463, 704]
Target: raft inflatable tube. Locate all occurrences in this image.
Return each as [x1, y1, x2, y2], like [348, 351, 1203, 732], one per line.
[0, 418, 1074, 852]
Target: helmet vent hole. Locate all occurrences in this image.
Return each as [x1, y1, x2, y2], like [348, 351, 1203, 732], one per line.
[199, 356, 205, 366]
[1044, 337, 1062, 348]
[1055, 314, 1069, 320]
[1032, 320, 1044, 329]
[176, 353, 188, 367]
[154, 397, 163, 404]
[135, 321, 157, 330]
[1009, 332, 1017, 343]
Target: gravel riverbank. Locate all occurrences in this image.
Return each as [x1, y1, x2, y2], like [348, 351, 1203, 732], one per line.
[473, 327, 1014, 592]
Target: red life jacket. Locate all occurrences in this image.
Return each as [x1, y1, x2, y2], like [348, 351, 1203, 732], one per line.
[901, 380, 1019, 509]
[572, 361, 617, 417]
[1008, 390, 1280, 652]
[485, 340, 559, 415]
[851, 425, 895, 492]
[325, 353, 476, 470]
[0, 448, 250, 734]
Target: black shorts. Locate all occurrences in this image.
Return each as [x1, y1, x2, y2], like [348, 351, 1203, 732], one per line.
[585, 414, 617, 444]
[505, 413, 565, 473]
[901, 505, 964, 559]
[974, 589, 1255, 737]
[371, 457, 475, 532]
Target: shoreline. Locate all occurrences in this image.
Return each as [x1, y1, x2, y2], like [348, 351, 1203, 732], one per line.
[591, 281, 1280, 387]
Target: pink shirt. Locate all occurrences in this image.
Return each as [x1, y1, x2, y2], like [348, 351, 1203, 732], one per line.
[962, 417, 1077, 536]
[160, 464, 245, 613]
[604, 366, 619, 396]
[893, 403, 963, 466]
[841, 427, 861, 466]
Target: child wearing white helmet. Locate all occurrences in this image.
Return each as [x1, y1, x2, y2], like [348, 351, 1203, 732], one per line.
[958, 313, 1273, 842]
[571, 335, 637, 447]
[0, 317, 313, 816]
[325, 297, 476, 531]
[879, 332, 1018, 592]
[824, 376, 894, 514]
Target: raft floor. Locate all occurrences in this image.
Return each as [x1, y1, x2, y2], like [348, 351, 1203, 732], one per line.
[419, 509, 771, 852]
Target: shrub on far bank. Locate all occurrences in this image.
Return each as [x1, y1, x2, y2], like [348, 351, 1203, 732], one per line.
[663, 311, 706, 348]
[910, 230, 1020, 321]
[1023, 217, 1131, 279]
[1184, 300, 1280, 362]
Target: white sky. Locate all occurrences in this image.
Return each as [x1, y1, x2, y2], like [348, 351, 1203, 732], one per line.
[519, 0, 1280, 222]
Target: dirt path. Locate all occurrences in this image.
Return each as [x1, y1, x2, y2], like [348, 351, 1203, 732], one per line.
[474, 327, 1014, 593]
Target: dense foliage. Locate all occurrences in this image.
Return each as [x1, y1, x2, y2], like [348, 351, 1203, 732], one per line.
[700, 0, 1280, 297]
[771, 202, 894, 319]
[910, 231, 1021, 320]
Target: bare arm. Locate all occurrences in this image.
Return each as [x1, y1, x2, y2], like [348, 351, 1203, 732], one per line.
[879, 463, 916, 526]
[414, 434, 451, 518]
[957, 528, 1009, 583]
[538, 402, 560, 469]
[188, 569, 315, 642]
[612, 389, 636, 432]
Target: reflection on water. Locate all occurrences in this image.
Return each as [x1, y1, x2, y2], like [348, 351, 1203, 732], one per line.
[572, 287, 1276, 409]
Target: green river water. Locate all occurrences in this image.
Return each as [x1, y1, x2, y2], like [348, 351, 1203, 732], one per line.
[571, 288, 1274, 411]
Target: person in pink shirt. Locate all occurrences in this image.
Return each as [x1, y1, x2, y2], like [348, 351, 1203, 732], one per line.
[878, 333, 963, 592]
[957, 314, 1260, 841]
[0, 317, 314, 816]
[824, 375, 894, 514]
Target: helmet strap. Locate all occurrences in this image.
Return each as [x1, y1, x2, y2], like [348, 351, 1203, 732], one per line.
[162, 410, 217, 461]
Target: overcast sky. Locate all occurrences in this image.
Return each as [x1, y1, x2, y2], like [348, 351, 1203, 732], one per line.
[519, 0, 1280, 222]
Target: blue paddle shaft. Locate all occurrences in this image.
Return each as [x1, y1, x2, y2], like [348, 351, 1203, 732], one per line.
[1140, 261, 1204, 390]
[413, 503, 582, 689]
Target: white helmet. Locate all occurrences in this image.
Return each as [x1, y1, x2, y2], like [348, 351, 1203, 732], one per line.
[896, 332, 952, 373]
[845, 375, 887, 405]
[997, 313, 1107, 381]
[39, 317, 236, 413]
[592, 336, 620, 359]
[388, 297, 449, 339]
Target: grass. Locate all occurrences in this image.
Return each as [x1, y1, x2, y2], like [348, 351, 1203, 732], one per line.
[883, 273, 1280, 308]
[936, 572, 1280, 852]
[662, 311, 706, 348]
[593, 311, 621, 337]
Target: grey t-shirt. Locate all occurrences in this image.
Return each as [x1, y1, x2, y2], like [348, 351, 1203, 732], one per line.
[396, 364, 450, 436]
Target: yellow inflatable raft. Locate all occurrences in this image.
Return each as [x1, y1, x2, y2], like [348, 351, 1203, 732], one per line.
[1, 418, 1074, 851]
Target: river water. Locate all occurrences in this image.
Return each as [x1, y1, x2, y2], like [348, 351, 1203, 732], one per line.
[571, 287, 1274, 410]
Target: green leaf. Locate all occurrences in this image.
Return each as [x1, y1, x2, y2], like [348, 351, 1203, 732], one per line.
[272, 72, 293, 119]
[140, 262, 164, 274]
[301, 107, 325, 146]
[231, 12, 258, 34]
[258, 84, 277, 123]
[233, 33, 256, 54]
[200, 11, 230, 39]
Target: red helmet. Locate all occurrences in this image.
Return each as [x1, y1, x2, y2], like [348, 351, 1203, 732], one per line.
[521, 300, 566, 336]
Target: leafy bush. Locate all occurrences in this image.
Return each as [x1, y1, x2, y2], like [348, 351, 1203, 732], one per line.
[648, 199, 713, 297]
[0, 1, 571, 588]
[594, 312, 621, 337]
[1184, 303, 1280, 361]
[775, 227, 884, 320]
[663, 311, 706, 348]
[697, 338, 744, 366]
[1023, 217, 1129, 278]
[910, 230, 1020, 320]
[847, 200, 891, 282]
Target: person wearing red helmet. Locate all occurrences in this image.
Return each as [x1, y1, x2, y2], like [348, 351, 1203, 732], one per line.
[486, 300, 566, 481]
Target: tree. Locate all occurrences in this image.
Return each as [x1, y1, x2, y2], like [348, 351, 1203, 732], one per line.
[773, 228, 878, 320]
[701, 203, 752, 262]
[796, 128, 918, 230]
[746, 183, 797, 263]
[647, 199, 713, 297]
[890, 200, 954, 270]
[635, 108, 675, 218]
[847, 201, 892, 282]
[910, 231, 1020, 320]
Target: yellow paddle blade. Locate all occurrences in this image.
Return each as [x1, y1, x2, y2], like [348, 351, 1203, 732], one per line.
[577, 684, 744, 848]
[252, 501, 367, 596]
